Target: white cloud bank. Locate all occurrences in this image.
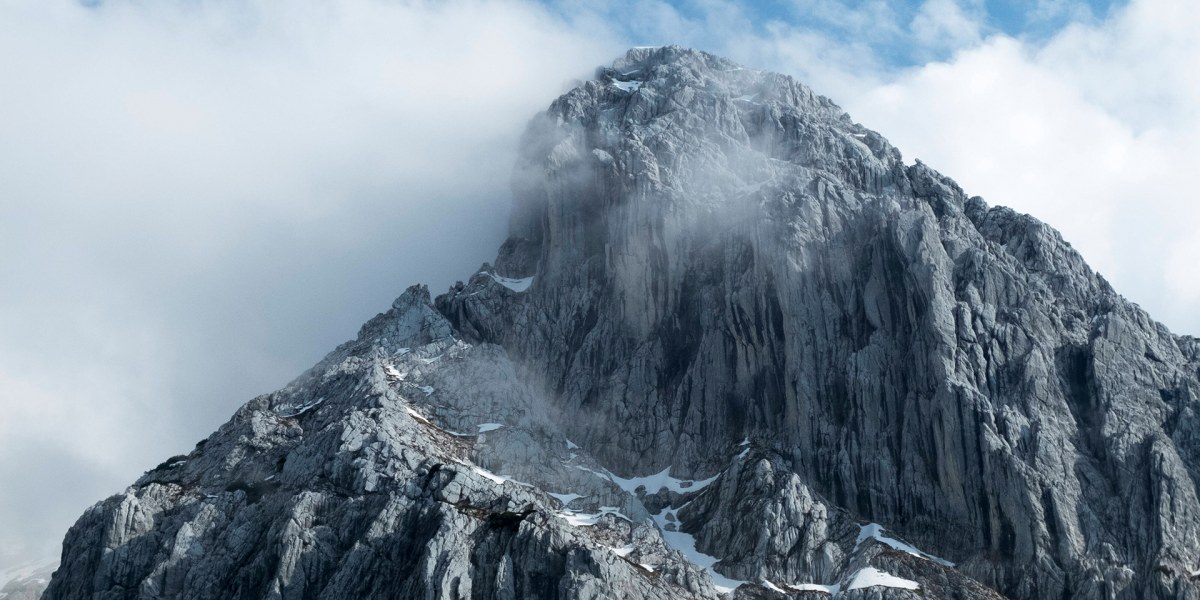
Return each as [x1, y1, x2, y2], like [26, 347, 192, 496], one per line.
[0, 0, 620, 569]
[0, 0, 1196, 577]
[845, 0, 1200, 335]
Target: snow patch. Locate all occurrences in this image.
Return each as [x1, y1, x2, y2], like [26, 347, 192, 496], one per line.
[653, 507, 745, 594]
[477, 423, 502, 433]
[610, 545, 635, 557]
[566, 439, 579, 449]
[856, 523, 954, 567]
[277, 397, 324, 418]
[761, 579, 785, 593]
[558, 506, 631, 527]
[612, 80, 642, 92]
[788, 582, 840, 594]
[418, 385, 434, 396]
[472, 467, 511, 485]
[483, 272, 534, 292]
[384, 364, 405, 380]
[846, 567, 920, 591]
[404, 406, 431, 424]
[548, 492, 583, 506]
[609, 467, 719, 495]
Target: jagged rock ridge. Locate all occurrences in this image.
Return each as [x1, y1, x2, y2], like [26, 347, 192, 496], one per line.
[45, 47, 1200, 599]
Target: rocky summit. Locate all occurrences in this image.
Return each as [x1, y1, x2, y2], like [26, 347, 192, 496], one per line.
[43, 47, 1200, 600]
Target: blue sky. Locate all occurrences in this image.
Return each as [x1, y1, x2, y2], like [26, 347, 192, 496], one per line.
[539, 0, 1126, 68]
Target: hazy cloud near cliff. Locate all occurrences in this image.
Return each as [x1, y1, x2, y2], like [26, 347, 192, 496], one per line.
[0, 0, 620, 567]
[845, 0, 1200, 334]
[1, 0, 1196, 573]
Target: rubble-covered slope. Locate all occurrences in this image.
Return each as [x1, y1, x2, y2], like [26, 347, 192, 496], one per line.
[47, 47, 1200, 599]
[44, 287, 727, 600]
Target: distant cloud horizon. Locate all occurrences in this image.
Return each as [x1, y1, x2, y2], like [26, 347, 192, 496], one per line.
[1, 0, 1195, 577]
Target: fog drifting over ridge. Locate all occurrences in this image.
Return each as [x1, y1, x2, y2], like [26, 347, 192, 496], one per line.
[1, 0, 1197, 574]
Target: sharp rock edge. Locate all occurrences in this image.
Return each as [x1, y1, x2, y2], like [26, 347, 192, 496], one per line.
[43, 46, 1200, 600]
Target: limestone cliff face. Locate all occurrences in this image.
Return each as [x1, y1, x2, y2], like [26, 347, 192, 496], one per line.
[46, 47, 1200, 599]
[439, 47, 1200, 599]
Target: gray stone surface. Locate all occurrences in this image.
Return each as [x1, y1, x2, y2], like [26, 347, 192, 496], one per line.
[46, 47, 1200, 599]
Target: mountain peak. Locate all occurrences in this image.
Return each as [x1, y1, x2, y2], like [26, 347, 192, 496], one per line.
[607, 45, 742, 75]
[46, 48, 1200, 600]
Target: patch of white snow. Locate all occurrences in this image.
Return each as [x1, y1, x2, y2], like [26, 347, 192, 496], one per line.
[761, 579, 785, 593]
[609, 467, 719, 495]
[856, 523, 954, 567]
[277, 397, 324, 418]
[788, 583, 840, 594]
[548, 492, 583, 506]
[653, 507, 746, 594]
[483, 272, 534, 292]
[404, 406, 431, 424]
[477, 423, 503, 433]
[846, 567, 920, 591]
[612, 80, 642, 92]
[472, 467, 511, 485]
[558, 506, 631, 527]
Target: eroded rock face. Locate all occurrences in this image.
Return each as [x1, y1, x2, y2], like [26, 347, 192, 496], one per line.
[46, 47, 1200, 599]
[438, 47, 1200, 598]
[44, 286, 721, 600]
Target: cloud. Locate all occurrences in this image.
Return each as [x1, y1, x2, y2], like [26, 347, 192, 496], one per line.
[844, 0, 1200, 335]
[910, 0, 983, 52]
[0, 0, 621, 567]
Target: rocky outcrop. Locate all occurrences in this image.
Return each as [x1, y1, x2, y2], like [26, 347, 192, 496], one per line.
[46, 46, 1200, 599]
[438, 47, 1200, 598]
[44, 286, 726, 600]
